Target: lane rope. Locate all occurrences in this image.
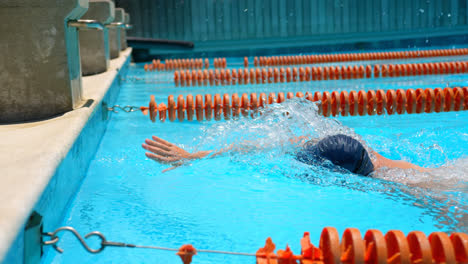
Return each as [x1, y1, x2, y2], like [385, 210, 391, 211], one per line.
[144, 57, 226, 71]
[138, 87, 468, 122]
[173, 60, 468, 86]
[42, 226, 468, 264]
[249, 48, 468, 67]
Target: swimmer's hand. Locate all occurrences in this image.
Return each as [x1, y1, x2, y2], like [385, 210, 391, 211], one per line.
[142, 136, 212, 172]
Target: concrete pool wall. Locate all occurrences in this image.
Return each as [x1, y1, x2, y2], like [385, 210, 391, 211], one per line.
[0, 49, 132, 263]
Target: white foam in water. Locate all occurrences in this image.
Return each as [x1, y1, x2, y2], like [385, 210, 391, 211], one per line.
[378, 159, 468, 192]
[195, 99, 468, 187]
[196, 98, 360, 153]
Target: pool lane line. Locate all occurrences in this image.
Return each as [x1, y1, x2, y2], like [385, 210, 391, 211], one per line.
[136, 87, 468, 122]
[173, 60, 468, 87]
[143, 48, 468, 72]
[250, 48, 468, 67]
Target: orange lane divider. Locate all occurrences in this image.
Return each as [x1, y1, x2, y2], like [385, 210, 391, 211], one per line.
[173, 60, 468, 86]
[139, 87, 468, 122]
[246, 48, 468, 67]
[213, 57, 227, 68]
[144, 57, 226, 71]
[175, 227, 468, 264]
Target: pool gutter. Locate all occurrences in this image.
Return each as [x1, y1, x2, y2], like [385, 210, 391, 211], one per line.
[0, 48, 132, 262]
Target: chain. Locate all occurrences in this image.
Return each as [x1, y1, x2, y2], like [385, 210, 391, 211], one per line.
[42, 226, 257, 257]
[107, 105, 140, 113]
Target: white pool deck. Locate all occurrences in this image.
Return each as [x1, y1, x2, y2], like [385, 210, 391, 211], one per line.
[0, 48, 132, 260]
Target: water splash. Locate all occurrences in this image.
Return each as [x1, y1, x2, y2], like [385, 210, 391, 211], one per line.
[196, 98, 362, 153]
[377, 159, 468, 192]
[191, 98, 467, 232]
[195, 98, 467, 189]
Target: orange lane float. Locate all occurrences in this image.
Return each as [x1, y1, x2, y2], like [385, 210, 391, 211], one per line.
[144, 57, 227, 71]
[174, 227, 468, 264]
[177, 244, 196, 264]
[248, 48, 468, 67]
[174, 60, 468, 86]
[213, 57, 227, 68]
[141, 87, 468, 122]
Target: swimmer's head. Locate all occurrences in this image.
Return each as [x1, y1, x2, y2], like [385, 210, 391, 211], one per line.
[296, 134, 374, 176]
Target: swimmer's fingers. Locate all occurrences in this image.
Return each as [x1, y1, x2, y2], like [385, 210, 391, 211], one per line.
[145, 152, 180, 164]
[143, 141, 173, 155]
[142, 144, 171, 157]
[162, 162, 184, 173]
[144, 139, 171, 152]
[152, 136, 177, 148]
[162, 166, 177, 173]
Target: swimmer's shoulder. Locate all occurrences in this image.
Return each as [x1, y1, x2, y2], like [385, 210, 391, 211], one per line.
[371, 151, 428, 172]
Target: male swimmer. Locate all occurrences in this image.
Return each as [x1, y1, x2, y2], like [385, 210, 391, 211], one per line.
[142, 134, 427, 175]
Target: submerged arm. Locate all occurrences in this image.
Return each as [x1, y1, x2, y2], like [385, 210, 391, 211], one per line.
[143, 135, 311, 172]
[142, 136, 262, 172]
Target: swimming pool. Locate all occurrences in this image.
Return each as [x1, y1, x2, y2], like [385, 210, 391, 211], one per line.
[42, 48, 468, 263]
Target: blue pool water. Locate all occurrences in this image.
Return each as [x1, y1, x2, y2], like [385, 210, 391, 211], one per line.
[43, 50, 468, 263]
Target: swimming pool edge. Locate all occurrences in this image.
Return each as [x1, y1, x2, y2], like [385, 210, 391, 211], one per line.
[0, 48, 132, 263]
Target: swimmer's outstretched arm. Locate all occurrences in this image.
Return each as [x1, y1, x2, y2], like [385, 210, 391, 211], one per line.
[142, 134, 303, 172]
[142, 136, 235, 172]
[143, 134, 320, 171]
[371, 151, 429, 172]
[143, 134, 306, 166]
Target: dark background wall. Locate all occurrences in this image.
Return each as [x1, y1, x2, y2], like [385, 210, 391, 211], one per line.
[116, 0, 468, 58]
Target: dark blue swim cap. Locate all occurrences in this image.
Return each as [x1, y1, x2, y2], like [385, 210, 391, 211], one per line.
[296, 134, 374, 176]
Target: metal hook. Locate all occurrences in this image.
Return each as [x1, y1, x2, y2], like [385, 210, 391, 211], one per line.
[42, 226, 107, 254]
[107, 106, 119, 113]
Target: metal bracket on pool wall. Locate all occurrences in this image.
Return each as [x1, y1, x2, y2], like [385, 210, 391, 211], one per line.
[24, 211, 43, 264]
[102, 102, 109, 121]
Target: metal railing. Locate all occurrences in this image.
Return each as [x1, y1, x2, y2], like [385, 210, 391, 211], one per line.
[67, 19, 104, 30]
